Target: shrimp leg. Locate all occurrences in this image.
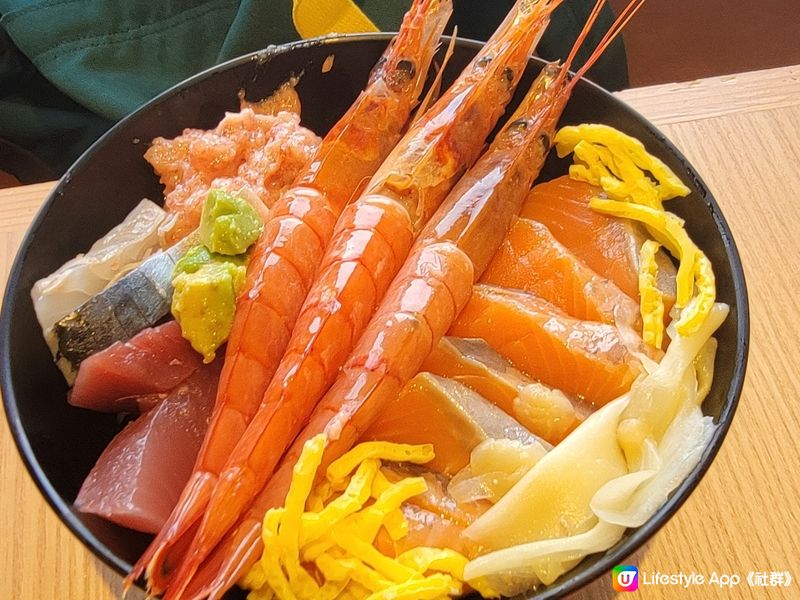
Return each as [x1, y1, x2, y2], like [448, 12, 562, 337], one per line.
[126, 0, 452, 593]
[165, 0, 563, 595]
[176, 2, 646, 598]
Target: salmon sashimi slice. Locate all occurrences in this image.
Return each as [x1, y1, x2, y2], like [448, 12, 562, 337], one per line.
[421, 337, 587, 444]
[374, 503, 480, 559]
[74, 359, 221, 533]
[449, 285, 644, 406]
[482, 217, 641, 330]
[374, 466, 489, 558]
[520, 175, 676, 310]
[361, 372, 538, 475]
[69, 321, 203, 413]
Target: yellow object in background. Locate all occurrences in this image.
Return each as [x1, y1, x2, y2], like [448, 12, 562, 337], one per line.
[292, 0, 380, 38]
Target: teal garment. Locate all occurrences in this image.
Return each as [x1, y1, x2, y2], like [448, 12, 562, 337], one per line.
[0, 0, 627, 176]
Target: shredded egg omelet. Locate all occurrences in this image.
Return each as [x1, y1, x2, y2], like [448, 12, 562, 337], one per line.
[554, 124, 716, 340]
[242, 435, 496, 600]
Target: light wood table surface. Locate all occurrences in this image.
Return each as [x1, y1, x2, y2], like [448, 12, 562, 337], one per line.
[2, 65, 799, 599]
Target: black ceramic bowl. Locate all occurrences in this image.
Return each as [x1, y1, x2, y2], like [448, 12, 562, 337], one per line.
[0, 35, 748, 598]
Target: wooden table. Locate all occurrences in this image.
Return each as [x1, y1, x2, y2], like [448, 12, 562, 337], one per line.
[2, 65, 799, 599]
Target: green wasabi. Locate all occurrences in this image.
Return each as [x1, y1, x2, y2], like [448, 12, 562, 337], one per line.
[199, 189, 263, 255]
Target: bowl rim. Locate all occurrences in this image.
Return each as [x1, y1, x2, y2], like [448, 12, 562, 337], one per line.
[0, 32, 750, 599]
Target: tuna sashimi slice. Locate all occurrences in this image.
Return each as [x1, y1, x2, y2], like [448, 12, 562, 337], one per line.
[70, 321, 203, 413]
[74, 359, 220, 534]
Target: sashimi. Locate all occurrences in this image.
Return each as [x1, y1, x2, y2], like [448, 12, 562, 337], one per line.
[374, 466, 489, 559]
[361, 373, 538, 475]
[482, 217, 640, 329]
[422, 337, 526, 414]
[375, 503, 480, 559]
[520, 175, 676, 310]
[421, 337, 586, 444]
[69, 321, 203, 413]
[449, 285, 643, 406]
[74, 359, 221, 533]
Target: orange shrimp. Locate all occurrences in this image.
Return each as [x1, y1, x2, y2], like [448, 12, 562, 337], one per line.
[175, 2, 646, 597]
[126, 0, 452, 593]
[165, 1, 561, 595]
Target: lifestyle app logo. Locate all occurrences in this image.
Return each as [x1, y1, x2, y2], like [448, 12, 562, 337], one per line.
[613, 565, 639, 592]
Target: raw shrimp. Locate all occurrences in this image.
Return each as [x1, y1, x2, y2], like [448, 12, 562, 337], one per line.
[174, 2, 646, 597]
[126, 0, 452, 593]
[168, 0, 561, 592]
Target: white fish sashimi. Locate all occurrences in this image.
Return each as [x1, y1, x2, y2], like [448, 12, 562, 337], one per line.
[31, 199, 165, 334]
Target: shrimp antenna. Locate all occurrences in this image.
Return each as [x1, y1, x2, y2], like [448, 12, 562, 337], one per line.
[571, 0, 646, 86]
[564, 0, 607, 72]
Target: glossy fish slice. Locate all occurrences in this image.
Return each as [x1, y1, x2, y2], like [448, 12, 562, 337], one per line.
[70, 320, 202, 413]
[482, 217, 641, 329]
[51, 232, 198, 381]
[74, 358, 220, 534]
[421, 337, 586, 444]
[361, 372, 539, 475]
[449, 284, 644, 405]
[520, 175, 677, 310]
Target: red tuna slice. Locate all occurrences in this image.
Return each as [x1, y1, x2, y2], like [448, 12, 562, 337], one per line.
[73, 359, 221, 534]
[69, 320, 203, 413]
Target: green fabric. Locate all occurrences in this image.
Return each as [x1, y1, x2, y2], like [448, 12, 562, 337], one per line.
[0, 0, 628, 177]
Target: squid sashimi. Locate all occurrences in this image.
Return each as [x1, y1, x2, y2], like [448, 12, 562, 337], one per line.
[450, 285, 644, 405]
[520, 175, 677, 310]
[361, 372, 539, 475]
[74, 359, 221, 534]
[421, 337, 587, 444]
[70, 321, 202, 413]
[482, 217, 641, 330]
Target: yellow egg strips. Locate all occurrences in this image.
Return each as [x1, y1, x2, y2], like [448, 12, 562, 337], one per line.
[242, 436, 496, 600]
[554, 123, 716, 341]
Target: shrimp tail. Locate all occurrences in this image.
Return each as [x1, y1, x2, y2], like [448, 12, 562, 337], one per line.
[125, 473, 212, 593]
